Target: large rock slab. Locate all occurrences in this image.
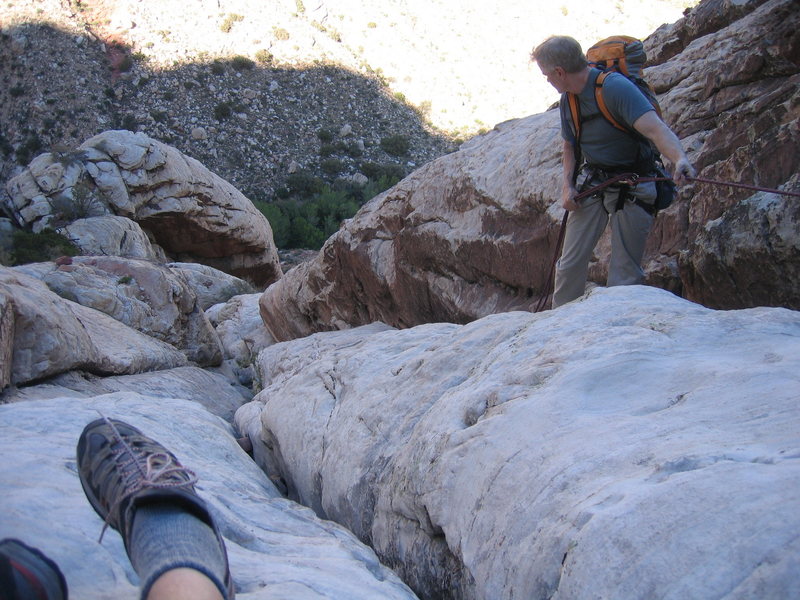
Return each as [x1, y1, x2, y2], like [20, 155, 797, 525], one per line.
[258, 0, 800, 341]
[169, 262, 254, 310]
[678, 183, 800, 309]
[0, 266, 187, 388]
[60, 215, 167, 261]
[13, 256, 222, 366]
[0, 394, 418, 599]
[260, 111, 563, 341]
[207, 293, 275, 389]
[0, 366, 246, 421]
[642, 0, 800, 306]
[4, 130, 282, 287]
[238, 286, 800, 599]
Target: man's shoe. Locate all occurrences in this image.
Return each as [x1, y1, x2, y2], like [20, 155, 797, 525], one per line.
[76, 417, 233, 597]
[0, 538, 68, 600]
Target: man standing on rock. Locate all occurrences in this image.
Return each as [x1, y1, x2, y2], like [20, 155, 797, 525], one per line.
[531, 35, 696, 308]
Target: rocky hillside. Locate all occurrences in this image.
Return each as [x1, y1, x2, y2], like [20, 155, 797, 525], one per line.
[0, 0, 693, 203]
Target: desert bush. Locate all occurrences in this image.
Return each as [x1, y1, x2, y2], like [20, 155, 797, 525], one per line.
[380, 134, 410, 156]
[361, 161, 404, 181]
[253, 175, 398, 250]
[214, 102, 232, 120]
[9, 229, 79, 265]
[231, 55, 255, 71]
[255, 49, 273, 65]
[320, 158, 345, 176]
[221, 14, 244, 33]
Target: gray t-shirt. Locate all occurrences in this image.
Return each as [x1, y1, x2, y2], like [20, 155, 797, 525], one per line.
[560, 68, 655, 168]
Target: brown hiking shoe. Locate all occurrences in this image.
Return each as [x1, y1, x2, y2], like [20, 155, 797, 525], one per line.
[76, 416, 233, 597]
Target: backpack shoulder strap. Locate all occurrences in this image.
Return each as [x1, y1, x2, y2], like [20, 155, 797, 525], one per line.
[593, 71, 628, 133]
[567, 92, 581, 141]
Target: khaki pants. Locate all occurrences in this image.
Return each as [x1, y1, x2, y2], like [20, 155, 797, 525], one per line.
[552, 173, 656, 308]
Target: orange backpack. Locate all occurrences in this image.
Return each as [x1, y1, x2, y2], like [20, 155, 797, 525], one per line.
[566, 36, 662, 140]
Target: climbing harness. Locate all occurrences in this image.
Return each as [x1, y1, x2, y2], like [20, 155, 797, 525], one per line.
[533, 174, 800, 313]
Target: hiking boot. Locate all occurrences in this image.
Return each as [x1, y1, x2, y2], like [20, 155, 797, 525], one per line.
[0, 538, 68, 600]
[76, 417, 234, 597]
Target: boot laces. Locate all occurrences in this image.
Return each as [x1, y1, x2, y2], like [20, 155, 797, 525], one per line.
[97, 414, 198, 542]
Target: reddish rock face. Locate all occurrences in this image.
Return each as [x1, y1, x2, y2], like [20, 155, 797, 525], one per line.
[260, 0, 799, 340]
[260, 111, 564, 341]
[644, 0, 799, 308]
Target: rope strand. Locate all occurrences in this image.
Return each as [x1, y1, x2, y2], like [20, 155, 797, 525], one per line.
[533, 173, 800, 312]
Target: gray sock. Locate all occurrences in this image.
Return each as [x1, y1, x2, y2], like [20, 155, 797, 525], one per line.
[128, 503, 229, 600]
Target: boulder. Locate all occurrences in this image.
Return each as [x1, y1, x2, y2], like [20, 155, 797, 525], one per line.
[238, 286, 800, 599]
[260, 111, 563, 341]
[643, 0, 800, 305]
[258, 0, 800, 341]
[0, 394, 418, 599]
[168, 262, 254, 310]
[679, 183, 800, 309]
[13, 256, 222, 366]
[0, 366, 246, 421]
[60, 215, 167, 261]
[206, 294, 275, 389]
[0, 266, 187, 388]
[4, 130, 282, 287]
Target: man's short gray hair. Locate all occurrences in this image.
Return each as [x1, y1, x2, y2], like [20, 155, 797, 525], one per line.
[531, 36, 587, 74]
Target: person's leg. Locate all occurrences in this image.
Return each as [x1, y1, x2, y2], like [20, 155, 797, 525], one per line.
[76, 417, 234, 600]
[607, 181, 656, 287]
[552, 195, 609, 308]
[0, 538, 68, 600]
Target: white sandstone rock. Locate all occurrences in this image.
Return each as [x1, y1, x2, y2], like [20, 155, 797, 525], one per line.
[168, 262, 253, 310]
[0, 266, 187, 387]
[61, 215, 165, 261]
[0, 394, 418, 600]
[239, 286, 800, 599]
[13, 257, 222, 366]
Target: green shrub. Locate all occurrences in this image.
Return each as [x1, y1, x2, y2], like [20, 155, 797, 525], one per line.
[10, 229, 79, 265]
[320, 158, 344, 176]
[210, 61, 225, 75]
[214, 102, 232, 120]
[9, 86, 25, 97]
[360, 161, 404, 181]
[120, 113, 138, 131]
[221, 13, 244, 33]
[286, 170, 325, 198]
[274, 27, 290, 41]
[319, 143, 335, 157]
[118, 54, 133, 73]
[231, 55, 255, 71]
[317, 128, 334, 143]
[345, 141, 363, 158]
[254, 201, 291, 248]
[254, 180, 393, 250]
[16, 134, 42, 165]
[255, 49, 273, 65]
[380, 134, 410, 156]
[361, 175, 399, 201]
